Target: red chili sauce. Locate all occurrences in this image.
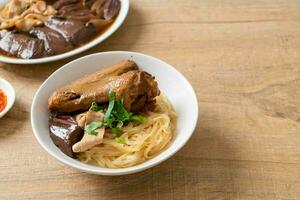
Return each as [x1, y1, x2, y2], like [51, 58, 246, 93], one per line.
[0, 89, 7, 112]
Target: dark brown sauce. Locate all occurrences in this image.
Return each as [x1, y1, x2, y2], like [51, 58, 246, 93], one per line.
[80, 18, 115, 47]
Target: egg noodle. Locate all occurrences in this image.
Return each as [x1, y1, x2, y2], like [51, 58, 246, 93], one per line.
[77, 94, 177, 168]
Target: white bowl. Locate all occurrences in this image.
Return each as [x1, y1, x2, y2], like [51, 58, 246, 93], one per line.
[0, 77, 15, 118]
[0, 0, 129, 64]
[31, 51, 199, 175]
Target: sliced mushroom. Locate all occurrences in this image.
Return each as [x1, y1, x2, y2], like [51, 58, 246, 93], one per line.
[0, 0, 57, 31]
[7, 0, 32, 18]
[15, 18, 43, 32]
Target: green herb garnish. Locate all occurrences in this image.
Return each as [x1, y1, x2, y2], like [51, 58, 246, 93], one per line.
[120, 94, 125, 105]
[84, 121, 103, 136]
[111, 127, 122, 137]
[90, 102, 101, 112]
[104, 91, 146, 129]
[130, 115, 146, 123]
[115, 137, 125, 144]
[88, 91, 146, 139]
[104, 90, 116, 122]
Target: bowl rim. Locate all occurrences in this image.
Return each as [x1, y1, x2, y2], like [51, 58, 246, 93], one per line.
[31, 51, 199, 175]
[0, 77, 15, 118]
[0, 0, 130, 65]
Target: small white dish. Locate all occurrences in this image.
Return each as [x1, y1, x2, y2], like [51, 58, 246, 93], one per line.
[31, 51, 199, 175]
[0, 0, 129, 64]
[0, 78, 15, 118]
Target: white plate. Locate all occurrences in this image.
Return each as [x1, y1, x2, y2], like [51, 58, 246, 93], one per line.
[0, 0, 129, 64]
[31, 51, 199, 175]
[0, 77, 15, 118]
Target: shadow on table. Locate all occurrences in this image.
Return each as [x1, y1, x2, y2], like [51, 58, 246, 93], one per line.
[85, 109, 239, 199]
[1, 6, 143, 81]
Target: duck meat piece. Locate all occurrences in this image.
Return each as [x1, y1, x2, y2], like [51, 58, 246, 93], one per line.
[0, 31, 44, 59]
[103, 0, 120, 20]
[49, 115, 84, 158]
[91, 0, 120, 20]
[45, 17, 97, 45]
[48, 60, 160, 113]
[83, 0, 95, 8]
[53, 0, 80, 10]
[57, 1, 96, 22]
[57, 3, 83, 15]
[29, 27, 74, 56]
[66, 9, 96, 22]
[91, 0, 106, 17]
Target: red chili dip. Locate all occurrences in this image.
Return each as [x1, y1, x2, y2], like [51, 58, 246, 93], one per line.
[0, 89, 7, 112]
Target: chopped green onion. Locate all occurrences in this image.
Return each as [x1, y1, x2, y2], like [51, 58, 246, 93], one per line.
[120, 94, 125, 105]
[90, 130, 98, 136]
[117, 120, 123, 128]
[90, 102, 101, 112]
[85, 121, 102, 136]
[115, 137, 125, 144]
[104, 91, 116, 123]
[111, 127, 122, 137]
[103, 90, 147, 137]
[130, 115, 146, 123]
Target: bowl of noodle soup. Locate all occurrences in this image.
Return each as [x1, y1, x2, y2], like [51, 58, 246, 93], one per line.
[31, 51, 198, 175]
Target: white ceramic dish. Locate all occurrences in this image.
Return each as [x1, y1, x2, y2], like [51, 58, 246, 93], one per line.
[0, 77, 15, 118]
[31, 51, 199, 175]
[0, 0, 129, 64]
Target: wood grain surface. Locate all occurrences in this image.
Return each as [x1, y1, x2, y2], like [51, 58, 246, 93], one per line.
[1, 0, 300, 199]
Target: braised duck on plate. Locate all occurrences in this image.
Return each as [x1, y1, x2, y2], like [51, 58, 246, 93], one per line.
[0, 0, 121, 59]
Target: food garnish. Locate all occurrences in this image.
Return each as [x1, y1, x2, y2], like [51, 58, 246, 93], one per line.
[100, 91, 146, 136]
[0, 89, 7, 112]
[115, 137, 125, 144]
[84, 121, 103, 136]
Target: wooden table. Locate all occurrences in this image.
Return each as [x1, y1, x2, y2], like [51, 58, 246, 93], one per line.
[1, 0, 300, 199]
